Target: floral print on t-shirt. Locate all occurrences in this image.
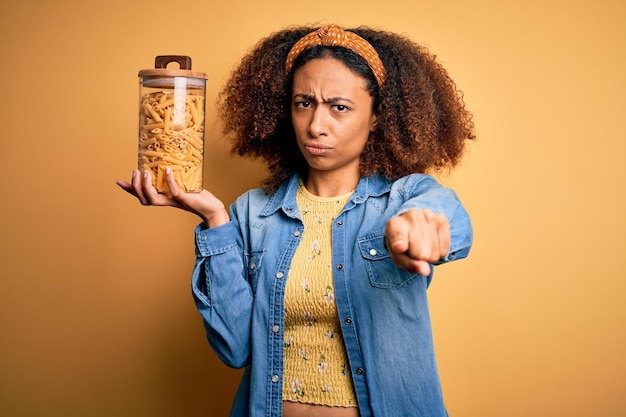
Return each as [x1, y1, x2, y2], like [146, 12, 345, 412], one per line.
[282, 184, 357, 407]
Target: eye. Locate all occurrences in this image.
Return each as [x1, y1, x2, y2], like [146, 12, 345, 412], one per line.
[333, 104, 349, 112]
[294, 100, 312, 108]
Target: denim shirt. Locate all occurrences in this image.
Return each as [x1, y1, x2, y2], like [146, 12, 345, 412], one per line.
[192, 173, 472, 417]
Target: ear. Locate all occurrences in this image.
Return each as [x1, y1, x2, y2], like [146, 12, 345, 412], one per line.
[370, 114, 378, 132]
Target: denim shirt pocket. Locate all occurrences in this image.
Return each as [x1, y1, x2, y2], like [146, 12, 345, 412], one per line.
[244, 249, 265, 293]
[357, 231, 420, 289]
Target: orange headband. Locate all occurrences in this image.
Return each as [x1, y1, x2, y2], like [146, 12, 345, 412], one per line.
[285, 24, 386, 87]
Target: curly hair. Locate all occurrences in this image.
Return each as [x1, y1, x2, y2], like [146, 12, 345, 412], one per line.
[217, 25, 475, 193]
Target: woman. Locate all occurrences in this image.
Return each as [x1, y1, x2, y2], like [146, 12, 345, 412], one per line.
[118, 24, 475, 417]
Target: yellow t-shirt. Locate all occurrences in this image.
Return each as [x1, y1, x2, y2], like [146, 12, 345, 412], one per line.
[282, 183, 357, 407]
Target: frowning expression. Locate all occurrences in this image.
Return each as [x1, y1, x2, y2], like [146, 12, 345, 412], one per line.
[291, 57, 377, 179]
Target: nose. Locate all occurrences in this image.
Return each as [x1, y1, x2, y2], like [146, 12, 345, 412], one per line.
[307, 107, 327, 138]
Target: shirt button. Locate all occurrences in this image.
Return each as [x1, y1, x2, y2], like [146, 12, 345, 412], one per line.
[345, 318, 353, 325]
[356, 368, 364, 375]
[276, 272, 284, 279]
[294, 230, 301, 237]
[337, 220, 344, 226]
[271, 375, 279, 383]
[369, 249, 377, 256]
[336, 264, 344, 270]
[272, 325, 280, 333]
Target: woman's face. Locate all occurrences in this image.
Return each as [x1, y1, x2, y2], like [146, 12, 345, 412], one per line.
[291, 57, 376, 181]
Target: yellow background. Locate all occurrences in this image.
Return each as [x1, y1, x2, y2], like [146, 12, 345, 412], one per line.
[1, 0, 625, 416]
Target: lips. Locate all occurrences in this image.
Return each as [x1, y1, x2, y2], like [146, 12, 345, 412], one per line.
[304, 144, 331, 155]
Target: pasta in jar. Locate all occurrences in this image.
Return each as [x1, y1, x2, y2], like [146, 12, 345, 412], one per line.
[138, 90, 205, 192]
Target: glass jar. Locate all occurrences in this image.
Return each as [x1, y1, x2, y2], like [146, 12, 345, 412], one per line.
[138, 55, 208, 193]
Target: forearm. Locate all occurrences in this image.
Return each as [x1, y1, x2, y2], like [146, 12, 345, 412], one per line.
[192, 222, 254, 368]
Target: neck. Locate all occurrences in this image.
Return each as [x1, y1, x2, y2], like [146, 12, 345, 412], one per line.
[303, 169, 360, 197]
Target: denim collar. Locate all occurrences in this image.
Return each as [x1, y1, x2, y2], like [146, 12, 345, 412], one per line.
[260, 174, 392, 218]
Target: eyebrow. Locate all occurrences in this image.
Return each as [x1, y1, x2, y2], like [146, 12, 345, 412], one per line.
[293, 93, 355, 104]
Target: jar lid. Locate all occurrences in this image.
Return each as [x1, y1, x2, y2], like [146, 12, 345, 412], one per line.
[138, 55, 208, 80]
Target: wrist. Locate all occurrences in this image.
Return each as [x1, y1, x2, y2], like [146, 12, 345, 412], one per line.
[202, 208, 229, 228]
